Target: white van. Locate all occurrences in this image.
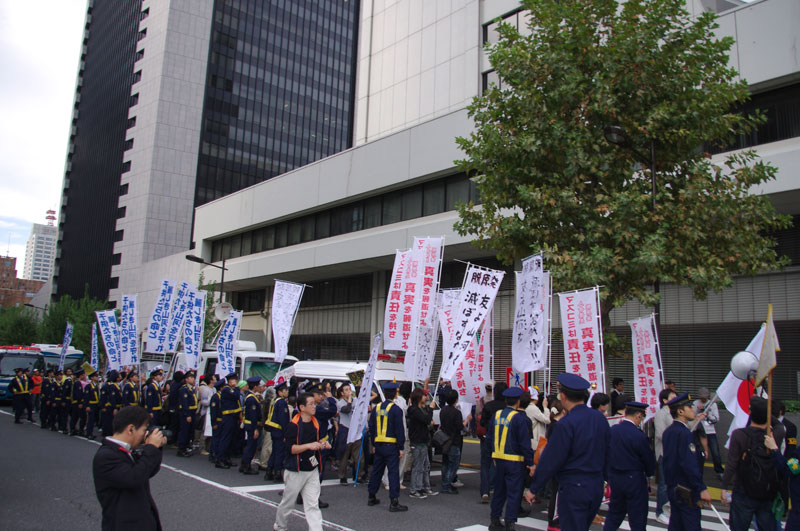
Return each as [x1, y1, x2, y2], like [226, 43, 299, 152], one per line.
[282, 360, 411, 400]
[166, 340, 298, 383]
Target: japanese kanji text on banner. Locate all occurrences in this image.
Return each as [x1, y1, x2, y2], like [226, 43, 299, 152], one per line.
[120, 294, 138, 366]
[183, 290, 206, 370]
[90, 323, 99, 370]
[347, 332, 382, 445]
[512, 254, 549, 373]
[96, 310, 122, 371]
[215, 310, 242, 377]
[383, 250, 409, 351]
[166, 282, 194, 353]
[558, 287, 605, 393]
[145, 279, 175, 354]
[272, 280, 305, 364]
[628, 315, 664, 417]
[58, 322, 74, 371]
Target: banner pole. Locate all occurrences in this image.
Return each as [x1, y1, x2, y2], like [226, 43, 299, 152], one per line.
[594, 287, 606, 393]
[353, 426, 367, 487]
[650, 313, 665, 389]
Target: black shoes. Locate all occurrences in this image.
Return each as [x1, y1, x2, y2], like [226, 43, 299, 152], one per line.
[215, 461, 230, 469]
[318, 499, 329, 508]
[368, 495, 380, 506]
[239, 467, 258, 475]
[389, 498, 408, 512]
[177, 449, 193, 457]
[264, 468, 274, 481]
[489, 518, 504, 531]
[340, 478, 348, 485]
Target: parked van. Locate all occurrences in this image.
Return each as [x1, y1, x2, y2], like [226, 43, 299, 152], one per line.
[280, 360, 411, 400]
[164, 341, 298, 383]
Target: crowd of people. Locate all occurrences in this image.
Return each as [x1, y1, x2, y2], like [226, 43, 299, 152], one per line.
[8, 365, 800, 531]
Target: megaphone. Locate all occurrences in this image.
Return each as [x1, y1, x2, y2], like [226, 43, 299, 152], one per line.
[730, 350, 758, 380]
[214, 302, 233, 321]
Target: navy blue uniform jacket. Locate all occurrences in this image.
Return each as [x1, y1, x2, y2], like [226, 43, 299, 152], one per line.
[369, 400, 406, 449]
[489, 407, 535, 466]
[607, 419, 656, 476]
[662, 420, 706, 497]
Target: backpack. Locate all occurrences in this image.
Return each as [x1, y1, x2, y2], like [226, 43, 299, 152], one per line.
[738, 428, 780, 502]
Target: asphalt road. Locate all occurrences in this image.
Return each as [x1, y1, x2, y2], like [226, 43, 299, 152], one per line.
[1, 406, 734, 531]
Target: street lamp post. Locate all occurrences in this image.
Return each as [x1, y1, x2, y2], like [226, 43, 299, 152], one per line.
[603, 125, 660, 331]
[185, 254, 228, 304]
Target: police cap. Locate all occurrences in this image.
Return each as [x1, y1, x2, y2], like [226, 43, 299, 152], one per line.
[246, 377, 263, 387]
[309, 383, 326, 394]
[502, 387, 524, 398]
[666, 392, 692, 408]
[624, 401, 649, 413]
[150, 368, 163, 377]
[225, 372, 238, 381]
[382, 381, 400, 391]
[184, 370, 196, 379]
[274, 380, 288, 391]
[106, 370, 119, 381]
[557, 373, 591, 392]
[213, 379, 225, 389]
[14, 367, 23, 373]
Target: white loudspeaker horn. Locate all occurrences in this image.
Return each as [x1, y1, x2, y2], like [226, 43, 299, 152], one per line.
[214, 302, 233, 321]
[730, 350, 759, 380]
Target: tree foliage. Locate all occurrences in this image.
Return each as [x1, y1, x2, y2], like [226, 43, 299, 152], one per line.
[455, 0, 791, 343]
[39, 286, 108, 361]
[0, 307, 39, 346]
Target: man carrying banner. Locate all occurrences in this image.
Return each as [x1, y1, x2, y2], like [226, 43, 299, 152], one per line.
[239, 377, 264, 474]
[177, 370, 199, 457]
[216, 372, 241, 468]
[264, 380, 290, 481]
[525, 374, 611, 531]
[84, 368, 100, 439]
[367, 382, 408, 513]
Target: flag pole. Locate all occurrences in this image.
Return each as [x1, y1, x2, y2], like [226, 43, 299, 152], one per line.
[767, 369, 773, 435]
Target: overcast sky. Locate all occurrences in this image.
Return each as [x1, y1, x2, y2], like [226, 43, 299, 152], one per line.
[0, 0, 86, 274]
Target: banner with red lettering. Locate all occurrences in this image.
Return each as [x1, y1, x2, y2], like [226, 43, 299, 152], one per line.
[403, 237, 444, 378]
[628, 315, 664, 417]
[558, 287, 605, 393]
[453, 319, 490, 406]
[383, 250, 409, 351]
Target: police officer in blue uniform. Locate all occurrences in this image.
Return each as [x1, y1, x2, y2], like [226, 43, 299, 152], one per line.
[603, 401, 657, 531]
[40, 369, 54, 429]
[209, 379, 225, 462]
[526, 373, 611, 531]
[217, 372, 241, 468]
[488, 386, 535, 531]
[69, 368, 87, 435]
[662, 392, 711, 530]
[122, 370, 140, 408]
[239, 377, 265, 474]
[100, 370, 122, 437]
[311, 382, 338, 478]
[367, 382, 408, 512]
[144, 368, 164, 426]
[265, 380, 291, 481]
[177, 370, 199, 457]
[9, 367, 33, 424]
[59, 369, 74, 433]
[84, 368, 100, 439]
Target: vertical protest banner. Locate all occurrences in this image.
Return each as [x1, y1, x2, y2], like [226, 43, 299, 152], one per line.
[145, 279, 175, 354]
[96, 310, 122, 371]
[628, 314, 664, 417]
[512, 254, 549, 373]
[347, 332, 382, 445]
[399, 246, 423, 352]
[440, 265, 504, 381]
[58, 322, 74, 371]
[272, 280, 305, 363]
[404, 237, 444, 379]
[453, 319, 491, 406]
[90, 322, 99, 371]
[215, 310, 242, 377]
[558, 287, 605, 393]
[119, 294, 139, 366]
[436, 289, 461, 379]
[183, 289, 206, 370]
[383, 250, 408, 351]
[413, 321, 440, 381]
[165, 281, 193, 353]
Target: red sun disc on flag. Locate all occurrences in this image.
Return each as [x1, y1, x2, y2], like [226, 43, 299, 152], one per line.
[737, 379, 755, 414]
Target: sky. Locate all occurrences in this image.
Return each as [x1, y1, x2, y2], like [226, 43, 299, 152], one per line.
[0, 0, 87, 275]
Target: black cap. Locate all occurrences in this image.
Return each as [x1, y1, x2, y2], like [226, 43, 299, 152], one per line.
[624, 401, 649, 413]
[184, 370, 196, 379]
[309, 383, 325, 394]
[225, 372, 238, 381]
[557, 373, 591, 391]
[666, 392, 692, 408]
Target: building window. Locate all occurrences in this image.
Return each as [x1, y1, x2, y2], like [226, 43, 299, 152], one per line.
[110, 277, 119, 289]
[119, 183, 129, 195]
[123, 138, 134, 151]
[140, 7, 149, 21]
[113, 230, 124, 242]
[135, 49, 144, 62]
[233, 289, 265, 312]
[129, 93, 139, 107]
[126, 117, 137, 129]
[116, 206, 126, 219]
[301, 274, 371, 308]
[121, 161, 131, 173]
[137, 28, 147, 41]
[111, 253, 121, 265]
[132, 70, 142, 84]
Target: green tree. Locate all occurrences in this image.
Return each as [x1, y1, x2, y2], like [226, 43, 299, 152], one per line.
[198, 273, 220, 345]
[0, 306, 39, 345]
[455, 0, 791, 353]
[39, 286, 108, 362]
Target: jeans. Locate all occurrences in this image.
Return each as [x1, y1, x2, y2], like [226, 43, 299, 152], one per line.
[656, 457, 668, 516]
[706, 433, 724, 473]
[410, 443, 431, 493]
[441, 445, 461, 491]
[480, 436, 495, 495]
[730, 488, 777, 531]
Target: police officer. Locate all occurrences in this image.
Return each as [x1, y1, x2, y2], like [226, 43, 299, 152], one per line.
[603, 401, 657, 531]
[59, 369, 74, 433]
[526, 373, 611, 531]
[69, 368, 88, 435]
[84, 368, 101, 440]
[144, 369, 164, 426]
[209, 379, 225, 462]
[488, 386, 535, 531]
[311, 382, 338, 478]
[177, 370, 199, 457]
[662, 392, 711, 530]
[122, 371, 140, 408]
[40, 368, 54, 429]
[240, 377, 265, 474]
[367, 382, 408, 512]
[216, 372, 241, 468]
[100, 370, 122, 437]
[48, 370, 64, 430]
[9, 367, 33, 424]
[265, 380, 291, 481]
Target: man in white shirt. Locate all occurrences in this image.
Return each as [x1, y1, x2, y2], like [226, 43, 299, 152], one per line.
[694, 387, 724, 475]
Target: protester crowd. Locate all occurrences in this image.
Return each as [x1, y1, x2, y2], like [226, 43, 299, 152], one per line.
[8, 365, 800, 531]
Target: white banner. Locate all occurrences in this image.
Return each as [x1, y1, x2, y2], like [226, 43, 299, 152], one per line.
[413, 237, 443, 328]
[120, 294, 138, 366]
[413, 321, 440, 381]
[145, 279, 175, 353]
[347, 333, 382, 445]
[383, 250, 409, 351]
[512, 254, 549, 373]
[558, 287, 605, 393]
[166, 281, 193, 353]
[453, 319, 491, 406]
[628, 315, 663, 418]
[90, 323, 98, 371]
[183, 290, 206, 371]
[58, 322, 74, 371]
[96, 310, 122, 371]
[440, 266, 504, 381]
[272, 280, 304, 363]
[215, 310, 242, 377]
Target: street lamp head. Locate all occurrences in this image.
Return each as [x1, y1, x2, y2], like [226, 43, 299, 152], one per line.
[185, 254, 207, 265]
[603, 125, 630, 147]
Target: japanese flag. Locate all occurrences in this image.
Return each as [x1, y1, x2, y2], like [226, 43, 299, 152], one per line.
[716, 325, 765, 440]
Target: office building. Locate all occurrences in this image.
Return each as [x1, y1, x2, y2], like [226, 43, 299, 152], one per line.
[23, 212, 58, 282]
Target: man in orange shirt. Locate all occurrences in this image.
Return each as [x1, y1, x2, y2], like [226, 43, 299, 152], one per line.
[31, 369, 43, 413]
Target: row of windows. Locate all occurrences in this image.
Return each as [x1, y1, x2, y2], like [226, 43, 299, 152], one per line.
[483, 8, 531, 47]
[209, 173, 480, 262]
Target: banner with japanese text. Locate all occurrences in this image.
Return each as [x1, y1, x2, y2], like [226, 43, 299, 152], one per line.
[628, 315, 663, 417]
[347, 332, 382, 445]
[166, 281, 193, 353]
[437, 288, 461, 370]
[90, 323, 99, 370]
[120, 294, 139, 366]
[512, 254, 549, 373]
[383, 250, 409, 351]
[215, 310, 242, 377]
[183, 290, 206, 370]
[58, 322, 74, 371]
[413, 321, 440, 381]
[558, 287, 605, 392]
[145, 279, 175, 353]
[96, 310, 122, 371]
[440, 266, 504, 381]
[413, 237, 443, 329]
[453, 319, 491, 406]
[272, 280, 305, 363]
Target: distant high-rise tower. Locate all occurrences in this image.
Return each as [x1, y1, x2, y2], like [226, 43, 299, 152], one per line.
[23, 211, 59, 282]
[54, 0, 360, 305]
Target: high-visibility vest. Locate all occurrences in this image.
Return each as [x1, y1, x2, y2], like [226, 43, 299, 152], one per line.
[12, 376, 30, 394]
[265, 397, 284, 429]
[492, 409, 525, 462]
[374, 402, 397, 443]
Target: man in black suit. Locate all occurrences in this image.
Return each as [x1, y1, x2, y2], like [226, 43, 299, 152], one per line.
[93, 405, 167, 531]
